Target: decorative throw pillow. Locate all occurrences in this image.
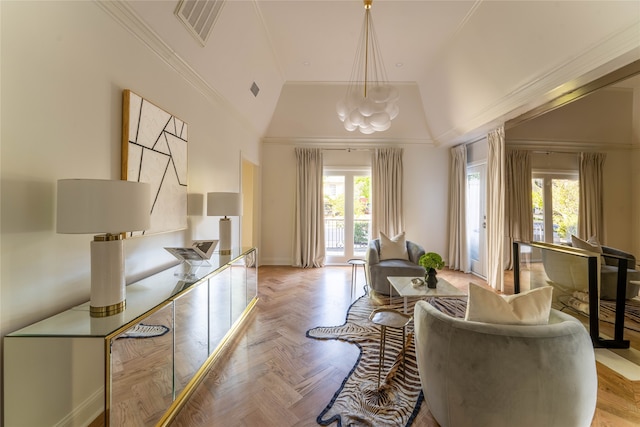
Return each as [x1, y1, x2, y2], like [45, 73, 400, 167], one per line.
[571, 234, 605, 265]
[379, 231, 409, 261]
[464, 282, 553, 325]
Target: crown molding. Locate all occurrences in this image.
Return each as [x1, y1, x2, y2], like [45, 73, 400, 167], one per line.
[95, 0, 258, 135]
[506, 138, 633, 152]
[262, 137, 435, 148]
[437, 23, 640, 146]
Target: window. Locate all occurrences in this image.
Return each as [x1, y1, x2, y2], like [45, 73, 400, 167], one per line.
[467, 163, 486, 277]
[532, 172, 579, 244]
[323, 169, 371, 263]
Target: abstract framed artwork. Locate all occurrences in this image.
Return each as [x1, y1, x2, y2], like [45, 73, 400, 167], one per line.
[122, 90, 188, 236]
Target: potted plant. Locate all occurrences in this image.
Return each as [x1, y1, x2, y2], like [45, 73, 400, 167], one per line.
[418, 252, 444, 288]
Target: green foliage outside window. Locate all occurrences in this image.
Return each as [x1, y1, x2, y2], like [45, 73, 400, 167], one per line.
[552, 179, 578, 241]
[354, 176, 370, 217]
[531, 176, 578, 243]
[354, 221, 369, 245]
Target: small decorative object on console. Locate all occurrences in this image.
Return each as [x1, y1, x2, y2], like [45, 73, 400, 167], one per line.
[411, 277, 425, 288]
[164, 240, 218, 262]
[165, 240, 218, 279]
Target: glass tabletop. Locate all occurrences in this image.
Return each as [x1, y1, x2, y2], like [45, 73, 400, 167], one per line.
[387, 276, 466, 298]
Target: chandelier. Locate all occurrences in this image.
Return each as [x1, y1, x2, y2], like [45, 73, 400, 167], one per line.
[336, 0, 399, 134]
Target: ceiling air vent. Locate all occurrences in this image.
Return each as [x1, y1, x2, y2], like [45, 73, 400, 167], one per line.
[175, 0, 225, 46]
[250, 82, 260, 97]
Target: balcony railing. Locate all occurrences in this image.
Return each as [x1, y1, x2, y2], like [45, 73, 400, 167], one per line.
[325, 217, 370, 251]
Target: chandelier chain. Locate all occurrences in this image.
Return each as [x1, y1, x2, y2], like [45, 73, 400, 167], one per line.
[336, 0, 399, 134]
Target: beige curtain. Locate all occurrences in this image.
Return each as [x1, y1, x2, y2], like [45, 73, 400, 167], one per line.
[448, 144, 469, 272]
[578, 152, 606, 240]
[486, 127, 505, 291]
[293, 148, 325, 268]
[372, 147, 403, 238]
[505, 149, 533, 269]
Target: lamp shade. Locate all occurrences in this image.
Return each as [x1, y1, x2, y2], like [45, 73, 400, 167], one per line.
[57, 179, 151, 234]
[206, 192, 241, 217]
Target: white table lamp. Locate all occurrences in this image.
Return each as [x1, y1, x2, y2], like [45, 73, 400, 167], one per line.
[206, 192, 241, 255]
[57, 179, 150, 317]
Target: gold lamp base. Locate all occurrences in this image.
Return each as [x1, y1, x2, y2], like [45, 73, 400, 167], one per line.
[219, 217, 232, 255]
[90, 236, 127, 318]
[90, 300, 126, 318]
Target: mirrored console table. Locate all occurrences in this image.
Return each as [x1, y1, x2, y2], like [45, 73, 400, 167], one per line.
[4, 247, 258, 427]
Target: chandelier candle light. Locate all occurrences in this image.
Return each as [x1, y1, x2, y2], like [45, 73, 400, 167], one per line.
[336, 0, 399, 134]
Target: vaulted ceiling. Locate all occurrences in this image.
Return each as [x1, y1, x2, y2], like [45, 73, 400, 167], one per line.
[125, 0, 640, 147]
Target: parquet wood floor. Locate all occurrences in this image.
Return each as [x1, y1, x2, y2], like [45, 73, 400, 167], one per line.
[169, 266, 640, 427]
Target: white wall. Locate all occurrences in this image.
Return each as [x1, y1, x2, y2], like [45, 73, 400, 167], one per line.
[266, 83, 433, 143]
[260, 144, 296, 265]
[0, 1, 260, 418]
[260, 143, 450, 265]
[602, 150, 634, 250]
[508, 89, 633, 144]
[403, 145, 450, 256]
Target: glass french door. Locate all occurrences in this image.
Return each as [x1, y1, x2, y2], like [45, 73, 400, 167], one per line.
[532, 172, 579, 244]
[467, 163, 486, 278]
[323, 169, 371, 264]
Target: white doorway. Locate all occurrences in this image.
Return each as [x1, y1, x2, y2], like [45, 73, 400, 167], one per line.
[241, 157, 259, 250]
[323, 168, 371, 264]
[467, 163, 486, 278]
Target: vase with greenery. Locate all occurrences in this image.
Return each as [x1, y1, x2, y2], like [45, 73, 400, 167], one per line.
[419, 252, 444, 288]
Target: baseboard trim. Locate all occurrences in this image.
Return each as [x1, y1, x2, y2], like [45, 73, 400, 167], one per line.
[595, 348, 640, 381]
[54, 387, 104, 427]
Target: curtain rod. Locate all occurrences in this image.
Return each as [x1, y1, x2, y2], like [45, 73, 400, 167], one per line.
[530, 150, 580, 155]
[322, 148, 373, 152]
[462, 135, 486, 147]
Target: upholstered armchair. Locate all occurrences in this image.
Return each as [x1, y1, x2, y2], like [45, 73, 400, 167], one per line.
[598, 245, 640, 299]
[365, 238, 425, 296]
[547, 238, 640, 300]
[414, 300, 598, 427]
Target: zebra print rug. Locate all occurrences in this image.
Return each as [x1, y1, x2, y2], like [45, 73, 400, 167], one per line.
[306, 295, 467, 426]
[601, 299, 640, 332]
[557, 297, 640, 332]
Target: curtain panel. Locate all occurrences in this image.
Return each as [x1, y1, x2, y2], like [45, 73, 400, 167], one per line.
[447, 144, 469, 272]
[505, 150, 533, 269]
[578, 152, 606, 240]
[486, 126, 506, 291]
[372, 147, 404, 239]
[293, 148, 325, 268]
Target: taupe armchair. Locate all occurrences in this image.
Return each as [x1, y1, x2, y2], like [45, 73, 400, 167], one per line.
[365, 238, 425, 296]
